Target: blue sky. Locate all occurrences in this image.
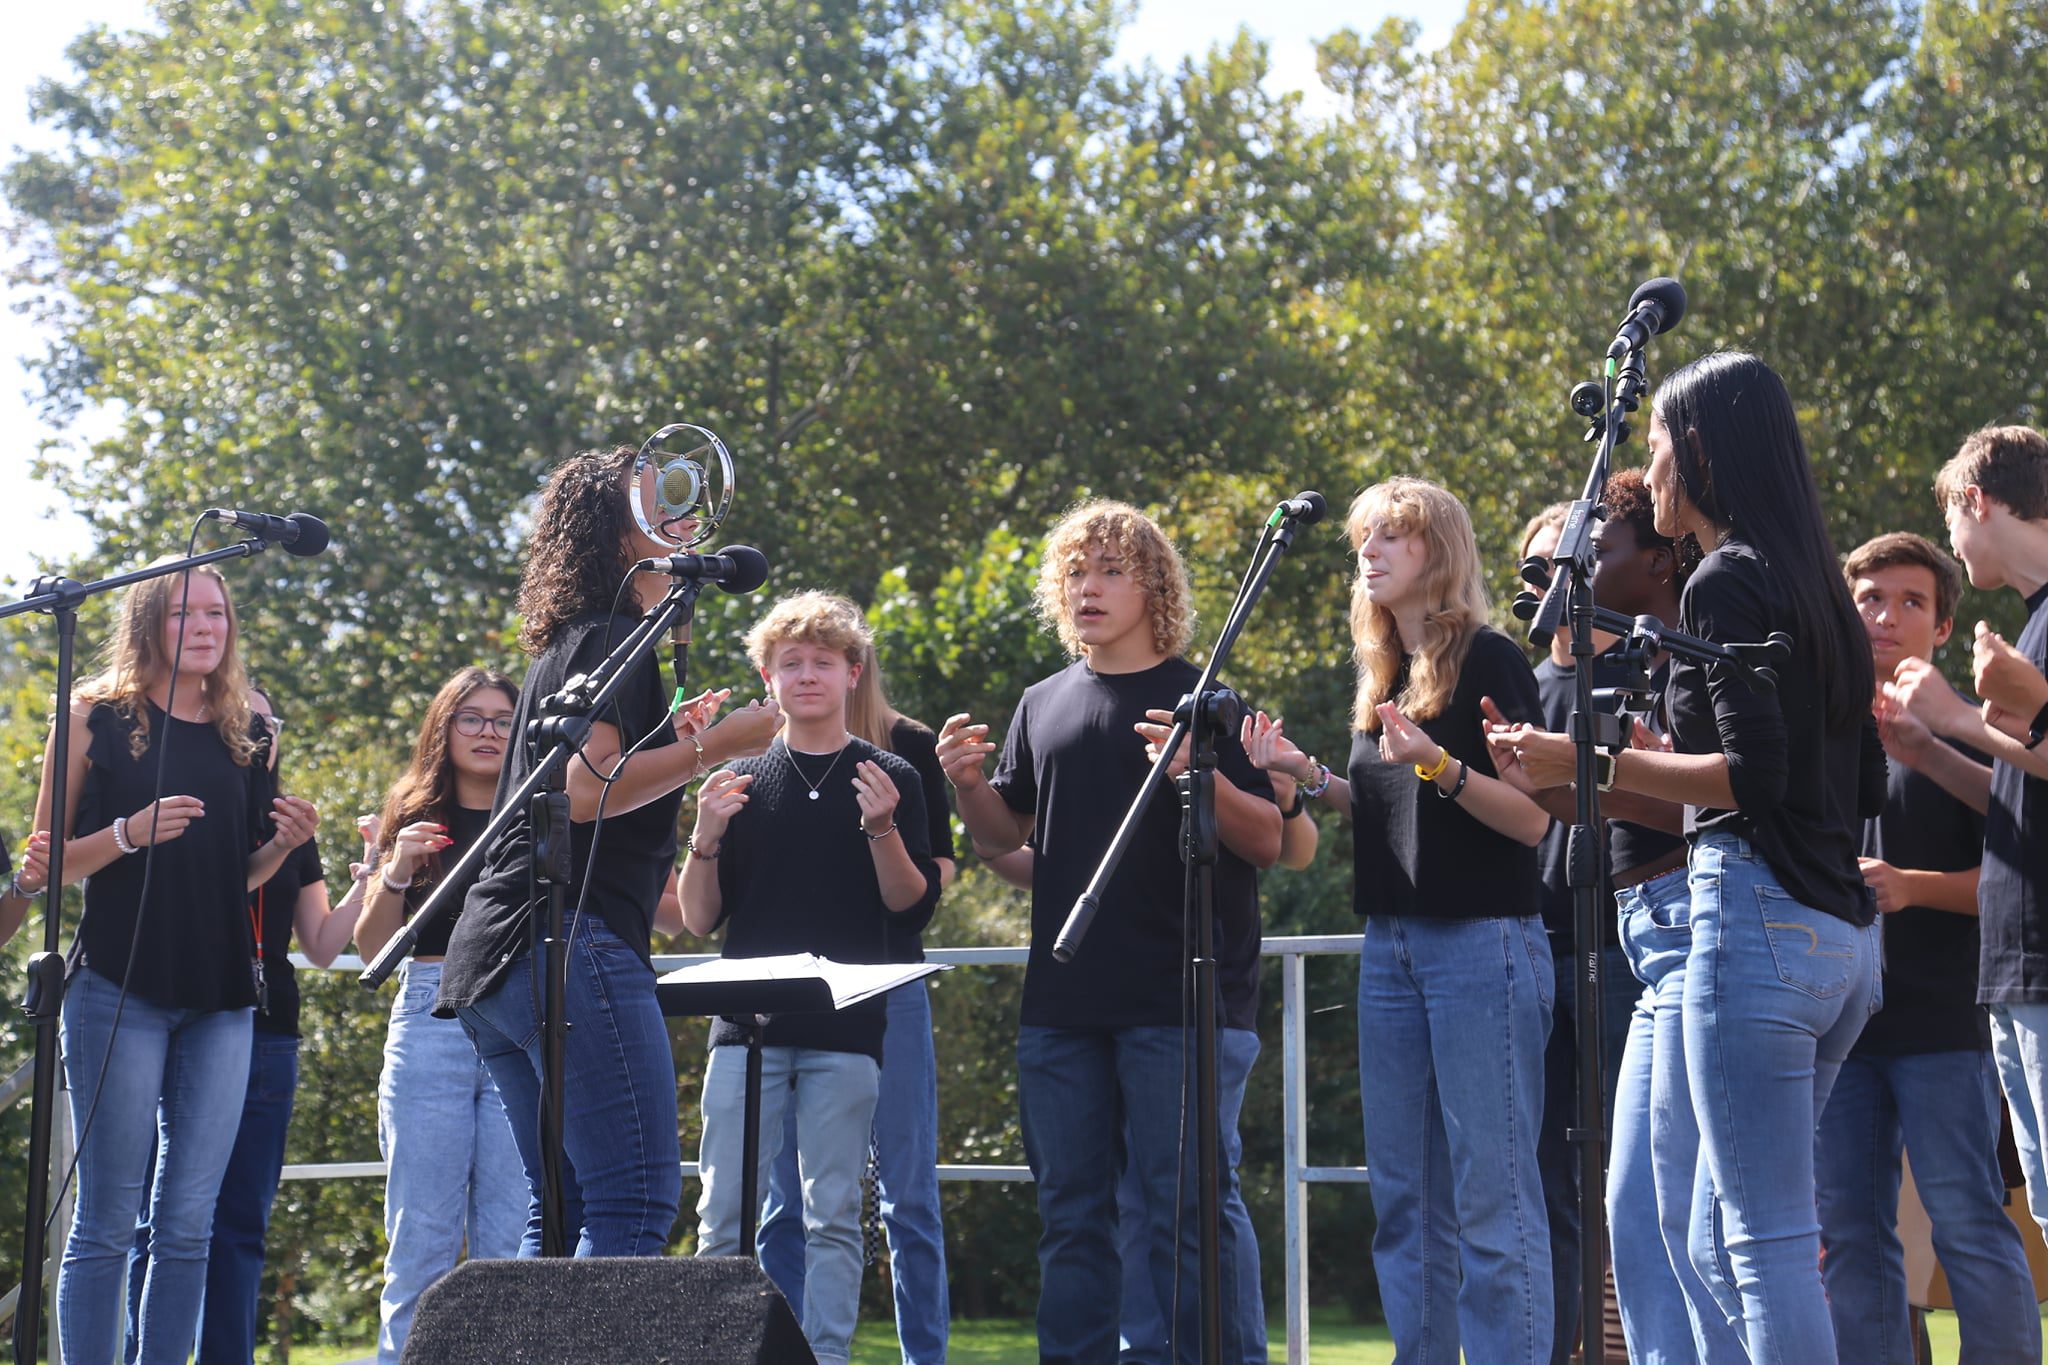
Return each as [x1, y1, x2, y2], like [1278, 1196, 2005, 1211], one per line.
[0, 0, 1462, 594]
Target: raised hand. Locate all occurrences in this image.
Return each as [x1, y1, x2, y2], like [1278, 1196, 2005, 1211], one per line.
[1240, 710, 1310, 780]
[1478, 695, 1530, 789]
[1884, 656, 1977, 738]
[672, 687, 733, 740]
[268, 796, 319, 852]
[1873, 690, 1934, 770]
[125, 795, 205, 848]
[693, 769, 754, 842]
[1973, 621, 2048, 720]
[1134, 708, 1192, 778]
[1375, 703, 1440, 769]
[704, 696, 783, 763]
[852, 760, 902, 835]
[386, 819, 452, 883]
[357, 811, 384, 852]
[935, 713, 996, 790]
[1490, 723, 1576, 789]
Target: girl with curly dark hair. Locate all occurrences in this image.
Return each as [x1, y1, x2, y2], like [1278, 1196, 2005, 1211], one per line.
[435, 444, 782, 1256]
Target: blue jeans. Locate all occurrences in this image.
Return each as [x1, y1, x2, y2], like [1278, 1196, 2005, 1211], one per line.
[1607, 868, 1745, 1365]
[759, 982, 950, 1364]
[1988, 1002, 2048, 1243]
[697, 1044, 880, 1365]
[123, 1032, 299, 1365]
[377, 959, 528, 1363]
[1115, 1026, 1264, 1365]
[1816, 1049, 2040, 1364]
[1017, 1024, 1250, 1365]
[1683, 833, 1881, 1364]
[59, 966, 252, 1365]
[1535, 937, 1633, 1365]
[456, 915, 682, 1257]
[1356, 914, 1553, 1365]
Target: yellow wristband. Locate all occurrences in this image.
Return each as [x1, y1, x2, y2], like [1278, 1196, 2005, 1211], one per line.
[1414, 747, 1452, 783]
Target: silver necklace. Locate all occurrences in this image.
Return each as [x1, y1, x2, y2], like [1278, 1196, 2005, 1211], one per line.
[781, 740, 848, 800]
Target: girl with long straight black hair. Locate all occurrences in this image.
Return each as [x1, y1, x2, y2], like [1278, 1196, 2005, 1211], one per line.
[1502, 351, 1885, 1361]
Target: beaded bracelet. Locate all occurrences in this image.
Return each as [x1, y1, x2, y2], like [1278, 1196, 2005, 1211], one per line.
[111, 817, 137, 856]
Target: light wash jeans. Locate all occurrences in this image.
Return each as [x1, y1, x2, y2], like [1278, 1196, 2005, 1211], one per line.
[1682, 832, 1882, 1364]
[1817, 1048, 2040, 1364]
[1016, 1024, 1252, 1365]
[376, 958, 527, 1364]
[58, 966, 252, 1365]
[123, 1031, 300, 1365]
[1115, 1026, 1265, 1365]
[1989, 1001, 2048, 1244]
[1608, 867, 1746, 1364]
[760, 982, 951, 1364]
[697, 1043, 881, 1365]
[456, 914, 683, 1257]
[1356, 913, 1553, 1365]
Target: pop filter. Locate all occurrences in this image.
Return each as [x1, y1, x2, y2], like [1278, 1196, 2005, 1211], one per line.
[631, 422, 734, 550]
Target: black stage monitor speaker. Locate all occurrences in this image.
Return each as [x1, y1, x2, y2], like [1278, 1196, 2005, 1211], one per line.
[399, 1255, 819, 1364]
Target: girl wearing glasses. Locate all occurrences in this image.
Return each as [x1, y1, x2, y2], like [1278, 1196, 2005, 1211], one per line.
[353, 667, 528, 1363]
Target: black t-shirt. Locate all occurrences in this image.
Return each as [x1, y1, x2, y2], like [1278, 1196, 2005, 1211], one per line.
[990, 657, 1273, 1031]
[1856, 745, 1989, 1054]
[707, 737, 938, 1063]
[1349, 628, 1542, 920]
[882, 717, 956, 963]
[406, 805, 492, 959]
[1979, 581, 2048, 1005]
[253, 836, 324, 1039]
[75, 703, 273, 1010]
[438, 614, 683, 1016]
[1665, 539, 1883, 925]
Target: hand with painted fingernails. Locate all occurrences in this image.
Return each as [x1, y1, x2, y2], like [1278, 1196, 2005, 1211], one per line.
[386, 820, 453, 883]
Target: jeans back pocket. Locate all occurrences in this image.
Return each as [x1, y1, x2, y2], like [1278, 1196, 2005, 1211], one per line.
[1756, 888, 1858, 1000]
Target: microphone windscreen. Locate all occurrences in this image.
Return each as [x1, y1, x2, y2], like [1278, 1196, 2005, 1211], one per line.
[284, 513, 331, 557]
[718, 545, 770, 594]
[1294, 491, 1328, 525]
[1627, 277, 1687, 333]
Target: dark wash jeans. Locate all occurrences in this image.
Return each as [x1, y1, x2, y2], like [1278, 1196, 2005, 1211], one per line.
[457, 914, 682, 1257]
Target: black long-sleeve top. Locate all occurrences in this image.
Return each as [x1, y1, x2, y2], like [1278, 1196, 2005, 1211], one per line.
[1665, 537, 1883, 925]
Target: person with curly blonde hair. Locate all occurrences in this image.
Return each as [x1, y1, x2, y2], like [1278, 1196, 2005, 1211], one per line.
[938, 499, 1281, 1363]
[1253, 476, 1554, 1361]
[29, 563, 319, 1363]
[437, 444, 783, 1257]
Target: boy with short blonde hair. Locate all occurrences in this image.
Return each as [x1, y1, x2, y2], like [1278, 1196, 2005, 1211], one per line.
[684, 590, 940, 1365]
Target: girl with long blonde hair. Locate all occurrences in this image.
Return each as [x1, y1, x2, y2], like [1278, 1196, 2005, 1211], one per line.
[1249, 476, 1555, 1360]
[31, 563, 317, 1363]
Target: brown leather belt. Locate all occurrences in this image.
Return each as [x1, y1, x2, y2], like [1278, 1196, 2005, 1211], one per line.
[1610, 846, 1687, 892]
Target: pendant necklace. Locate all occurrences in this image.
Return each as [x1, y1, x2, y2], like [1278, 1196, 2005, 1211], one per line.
[782, 740, 848, 801]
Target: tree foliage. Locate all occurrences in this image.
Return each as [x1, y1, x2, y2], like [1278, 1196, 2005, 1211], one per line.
[1, 0, 2044, 1345]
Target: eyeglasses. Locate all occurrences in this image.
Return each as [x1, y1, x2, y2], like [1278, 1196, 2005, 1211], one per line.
[453, 711, 515, 739]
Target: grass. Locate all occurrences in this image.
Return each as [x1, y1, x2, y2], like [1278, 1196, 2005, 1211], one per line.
[259, 1304, 2048, 1363]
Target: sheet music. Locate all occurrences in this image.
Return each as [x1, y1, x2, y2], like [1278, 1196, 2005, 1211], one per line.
[657, 954, 947, 1011]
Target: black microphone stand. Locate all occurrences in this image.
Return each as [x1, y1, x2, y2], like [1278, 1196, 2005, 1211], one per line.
[361, 567, 706, 1256]
[0, 536, 286, 1364]
[1521, 353, 1785, 1363]
[1053, 500, 1317, 1365]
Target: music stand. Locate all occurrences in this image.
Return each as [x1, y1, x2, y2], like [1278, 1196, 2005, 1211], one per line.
[657, 955, 948, 1252]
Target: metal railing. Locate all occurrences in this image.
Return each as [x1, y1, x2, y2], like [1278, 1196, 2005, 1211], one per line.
[6, 935, 1368, 1364]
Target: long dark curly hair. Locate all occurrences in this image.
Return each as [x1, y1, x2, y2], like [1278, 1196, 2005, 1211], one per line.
[519, 444, 640, 655]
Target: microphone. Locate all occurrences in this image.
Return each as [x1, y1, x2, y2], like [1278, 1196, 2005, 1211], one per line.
[204, 509, 331, 557]
[1606, 277, 1687, 359]
[633, 544, 770, 594]
[1274, 491, 1327, 525]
